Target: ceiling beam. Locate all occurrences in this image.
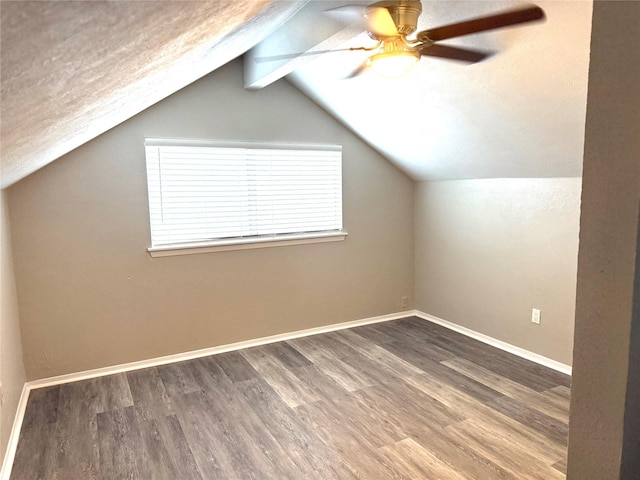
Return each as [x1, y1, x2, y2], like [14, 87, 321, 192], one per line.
[244, 1, 366, 90]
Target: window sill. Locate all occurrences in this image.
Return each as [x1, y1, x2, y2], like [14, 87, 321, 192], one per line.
[147, 231, 348, 257]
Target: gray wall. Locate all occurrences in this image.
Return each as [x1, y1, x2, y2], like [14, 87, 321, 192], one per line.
[8, 59, 415, 380]
[0, 190, 26, 461]
[567, 1, 640, 477]
[621, 218, 640, 478]
[415, 178, 581, 365]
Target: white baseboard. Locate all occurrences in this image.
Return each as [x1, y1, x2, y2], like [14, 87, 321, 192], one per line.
[1, 309, 412, 479]
[1, 384, 30, 480]
[27, 310, 412, 390]
[24, 310, 571, 388]
[1, 308, 571, 479]
[414, 310, 572, 376]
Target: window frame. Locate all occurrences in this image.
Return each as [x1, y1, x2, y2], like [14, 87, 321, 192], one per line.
[144, 138, 347, 257]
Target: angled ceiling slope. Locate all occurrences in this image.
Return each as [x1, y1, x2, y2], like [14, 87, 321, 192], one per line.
[0, 0, 308, 188]
[247, 1, 593, 181]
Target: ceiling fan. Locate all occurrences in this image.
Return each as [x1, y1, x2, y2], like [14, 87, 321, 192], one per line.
[324, 1, 546, 77]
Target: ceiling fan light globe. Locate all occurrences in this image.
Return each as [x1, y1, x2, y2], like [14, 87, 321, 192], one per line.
[368, 51, 419, 78]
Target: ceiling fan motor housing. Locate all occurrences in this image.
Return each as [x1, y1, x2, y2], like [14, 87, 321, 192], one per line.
[369, 0, 423, 36]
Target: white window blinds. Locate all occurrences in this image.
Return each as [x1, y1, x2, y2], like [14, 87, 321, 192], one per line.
[145, 141, 343, 248]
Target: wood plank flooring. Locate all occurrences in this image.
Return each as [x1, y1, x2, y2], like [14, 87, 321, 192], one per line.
[10, 316, 571, 479]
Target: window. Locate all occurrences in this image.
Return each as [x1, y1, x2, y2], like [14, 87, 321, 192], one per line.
[144, 139, 346, 256]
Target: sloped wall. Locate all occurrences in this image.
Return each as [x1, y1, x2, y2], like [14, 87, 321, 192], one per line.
[8, 59, 415, 380]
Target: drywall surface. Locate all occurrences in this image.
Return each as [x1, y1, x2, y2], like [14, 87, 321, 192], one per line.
[7, 59, 414, 380]
[621, 219, 640, 478]
[0, 0, 306, 188]
[415, 178, 581, 365]
[0, 190, 26, 462]
[289, 1, 592, 181]
[567, 1, 640, 478]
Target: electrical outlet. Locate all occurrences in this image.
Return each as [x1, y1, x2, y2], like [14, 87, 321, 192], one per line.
[531, 308, 541, 325]
[400, 296, 409, 309]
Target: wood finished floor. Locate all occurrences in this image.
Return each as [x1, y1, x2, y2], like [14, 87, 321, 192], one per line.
[10, 317, 571, 479]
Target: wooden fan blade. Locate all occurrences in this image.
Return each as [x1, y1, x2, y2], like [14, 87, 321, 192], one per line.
[365, 7, 399, 37]
[420, 44, 491, 63]
[254, 47, 368, 63]
[418, 5, 545, 42]
[344, 61, 370, 79]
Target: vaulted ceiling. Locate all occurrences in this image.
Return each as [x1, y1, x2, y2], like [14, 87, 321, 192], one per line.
[0, 1, 592, 188]
[287, 1, 592, 180]
[0, 1, 305, 188]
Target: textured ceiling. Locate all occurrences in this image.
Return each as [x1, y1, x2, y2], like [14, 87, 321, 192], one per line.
[0, 0, 306, 188]
[1, 0, 592, 188]
[286, 0, 593, 180]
